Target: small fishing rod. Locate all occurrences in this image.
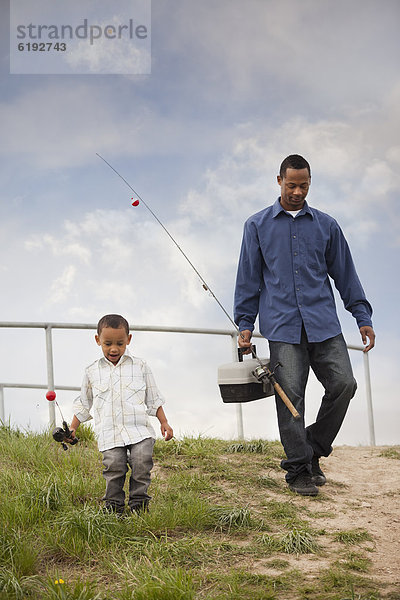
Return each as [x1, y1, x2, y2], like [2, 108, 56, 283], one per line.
[46, 391, 78, 450]
[96, 153, 300, 419]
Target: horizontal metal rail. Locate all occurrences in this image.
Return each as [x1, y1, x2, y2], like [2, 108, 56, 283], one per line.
[0, 322, 374, 443]
[0, 321, 253, 335]
[0, 383, 80, 391]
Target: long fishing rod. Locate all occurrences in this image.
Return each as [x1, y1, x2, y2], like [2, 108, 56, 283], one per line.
[96, 153, 300, 419]
[96, 153, 235, 329]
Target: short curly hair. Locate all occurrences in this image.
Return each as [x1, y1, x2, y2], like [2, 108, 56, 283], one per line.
[279, 155, 311, 178]
[97, 314, 130, 335]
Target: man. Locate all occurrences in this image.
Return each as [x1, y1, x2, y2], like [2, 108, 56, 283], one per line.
[234, 154, 375, 496]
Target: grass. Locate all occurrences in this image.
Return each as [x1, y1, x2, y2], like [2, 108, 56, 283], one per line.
[379, 447, 400, 460]
[0, 424, 390, 599]
[261, 527, 320, 555]
[338, 550, 372, 573]
[225, 439, 283, 455]
[211, 505, 251, 530]
[333, 529, 374, 546]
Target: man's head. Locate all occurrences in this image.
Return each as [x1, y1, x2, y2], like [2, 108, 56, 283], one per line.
[277, 154, 311, 211]
[95, 314, 132, 365]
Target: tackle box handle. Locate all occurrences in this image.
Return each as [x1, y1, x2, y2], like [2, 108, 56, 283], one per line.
[237, 345, 256, 362]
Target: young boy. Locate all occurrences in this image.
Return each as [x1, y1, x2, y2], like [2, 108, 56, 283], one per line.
[69, 314, 173, 514]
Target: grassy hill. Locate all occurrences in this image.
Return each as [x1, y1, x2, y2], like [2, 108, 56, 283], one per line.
[0, 424, 398, 600]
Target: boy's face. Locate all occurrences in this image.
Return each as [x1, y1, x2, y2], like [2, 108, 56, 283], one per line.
[95, 326, 132, 365]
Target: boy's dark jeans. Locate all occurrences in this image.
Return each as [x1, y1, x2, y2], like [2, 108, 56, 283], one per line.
[269, 329, 357, 483]
[101, 437, 155, 512]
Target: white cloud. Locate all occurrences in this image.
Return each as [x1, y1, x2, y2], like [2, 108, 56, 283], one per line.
[49, 265, 76, 304]
[180, 108, 400, 250]
[0, 80, 231, 169]
[155, 0, 400, 110]
[25, 234, 92, 265]
[18, 103, 398, 327]
[64, 16, 150, 74]
[2, 2, 399, 172]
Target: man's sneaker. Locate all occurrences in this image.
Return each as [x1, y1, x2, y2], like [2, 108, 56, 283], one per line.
[311, 456, 326, 486]
[288, 472, 319, 496]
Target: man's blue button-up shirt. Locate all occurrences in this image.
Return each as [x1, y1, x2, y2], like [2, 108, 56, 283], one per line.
[234, 198, 373, 344]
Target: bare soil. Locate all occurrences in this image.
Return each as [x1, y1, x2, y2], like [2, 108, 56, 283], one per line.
[324, 446, 400, 585]
[257, 445, 400, 598]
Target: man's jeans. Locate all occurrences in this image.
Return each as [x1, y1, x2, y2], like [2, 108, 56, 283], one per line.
[269, 330, 357, 483]
[101, 437, 155, 511]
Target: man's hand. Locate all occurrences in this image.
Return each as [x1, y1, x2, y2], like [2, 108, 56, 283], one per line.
[238, 329, 253, 355]
[360, 326, 375, 352]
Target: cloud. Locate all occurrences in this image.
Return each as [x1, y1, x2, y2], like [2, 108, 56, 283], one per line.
[0, 80, 233, 169]
[64, 15, 150, 74]
[21, 207, 214, 325]
[180, 108, 400, 248]
[154, 0, 400, 111]
[25, 234, 92, 264]
[49, 264, 76, 304]
[2, 2, 399, 172]
[17, 100, 398, 327]
[0, 84, 124, 168]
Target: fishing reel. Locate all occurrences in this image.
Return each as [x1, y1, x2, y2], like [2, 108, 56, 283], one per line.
[52, 421, 78, 451]
[47, 390, 78, 451]
[252, 361, 282, 385]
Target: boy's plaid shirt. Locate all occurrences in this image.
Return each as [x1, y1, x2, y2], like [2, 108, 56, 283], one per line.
[73, 350, 165, 451]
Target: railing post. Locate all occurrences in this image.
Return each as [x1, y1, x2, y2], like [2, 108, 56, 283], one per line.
[363, 351, 375, 446]
[0, 386, 4, 423]
[231, 332, 244, 440]
[45, 325, 56, 428]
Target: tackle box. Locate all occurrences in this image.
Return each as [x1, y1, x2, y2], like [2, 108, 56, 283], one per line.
[218, 346, 275, 403]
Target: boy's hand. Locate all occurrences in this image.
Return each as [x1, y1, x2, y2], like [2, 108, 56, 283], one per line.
[160, 422, 173, 441]
[66, 428, 76, 442]
[69, 416, 81, 437]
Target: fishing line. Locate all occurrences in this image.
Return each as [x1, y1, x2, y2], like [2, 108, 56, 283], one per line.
[46, 390, 65, 422]
[96, 153, 300, 419]
[96, 152, 237, 331]
[55, 400, 65, 423]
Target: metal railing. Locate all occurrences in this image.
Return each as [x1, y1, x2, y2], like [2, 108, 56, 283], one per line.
[0, 321, 375, 444]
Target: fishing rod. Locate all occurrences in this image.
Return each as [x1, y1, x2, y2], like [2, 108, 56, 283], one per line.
[96, 153, 300, 419]
[46, 391, 78, 450]
[96, 153, 234, 328]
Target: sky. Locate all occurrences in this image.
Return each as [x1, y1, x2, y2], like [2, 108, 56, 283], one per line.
[0, 0, 399, 446]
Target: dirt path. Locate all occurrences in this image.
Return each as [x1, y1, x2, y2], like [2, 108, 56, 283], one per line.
[324, 446, 400, 587]
[273, 445, 400, 597]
